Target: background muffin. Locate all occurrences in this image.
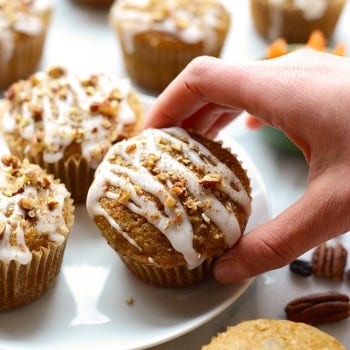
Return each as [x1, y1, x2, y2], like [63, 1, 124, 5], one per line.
[250, 0, 346, 43]
[86, 127, 251, 288]
[0, 155, 74, 311]
[0, 66, 144, 203]
[0, 0, 53, 90]
[202, 319, 345, 349]
[109, 0, 231, 94]
[71, 0, 114, 8]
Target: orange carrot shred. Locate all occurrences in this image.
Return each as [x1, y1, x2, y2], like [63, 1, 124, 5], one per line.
[266, 38, 288, 59]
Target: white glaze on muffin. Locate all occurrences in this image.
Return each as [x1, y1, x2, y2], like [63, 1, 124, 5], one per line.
[86, 127, 251, 269]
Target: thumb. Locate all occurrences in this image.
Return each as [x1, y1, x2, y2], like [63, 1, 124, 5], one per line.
[213, 168, 350, 284]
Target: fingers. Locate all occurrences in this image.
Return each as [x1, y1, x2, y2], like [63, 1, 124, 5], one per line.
[214, 166, 350, 284]
[144, 55, 261, 130]
[245, 114, 265, 129]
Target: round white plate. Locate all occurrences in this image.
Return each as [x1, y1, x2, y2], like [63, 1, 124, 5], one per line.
[0, 98, 271, 350]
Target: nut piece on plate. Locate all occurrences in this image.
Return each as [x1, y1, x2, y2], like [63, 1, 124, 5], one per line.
[285, 291, 350, 326]
[312, 242, 348, 280]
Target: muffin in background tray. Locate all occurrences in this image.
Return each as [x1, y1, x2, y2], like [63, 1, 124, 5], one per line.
[0, 0, 53, 90]
[71, 0, 114, 8]
[201, 319, 345, 350]
[0, 155, 74, 311]
[109, 0, 231, 94]
[250, 0, 346, 43]
[86, 127, 252, 288]
[0, 66, 144, 203]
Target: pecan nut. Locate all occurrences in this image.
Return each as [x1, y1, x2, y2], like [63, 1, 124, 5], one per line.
[285, 291, 350, 325]
[312, 242, 348, 280]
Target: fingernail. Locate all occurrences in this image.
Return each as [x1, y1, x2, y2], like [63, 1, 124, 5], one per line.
[214, 259, 248, 284]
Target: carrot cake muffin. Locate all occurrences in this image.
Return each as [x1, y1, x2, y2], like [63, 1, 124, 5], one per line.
[0, 66, 144, 203]
[71, 0, 114, 8]
[250, 0, 346, 42]
[0, 0, 53, 89]
[0, 154, 74, 311]
[109, 0, 231, 93]
[201, 319, 345, 349]
[86, 127, 251, 288]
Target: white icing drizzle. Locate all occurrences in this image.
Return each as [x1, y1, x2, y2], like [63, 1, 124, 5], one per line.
[110, 0, 230, 54]
[86, 127, 251, 270]
[0, 0, 52, 63]
[2, 69, 140, 169]
[0, 158, 71, 265]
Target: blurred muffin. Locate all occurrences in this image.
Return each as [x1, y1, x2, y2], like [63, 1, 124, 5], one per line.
[202, 319, 345, 349]
[0, 66, 144, 203]
[250, 0, 346, 43]
[0, 155, 74, 311]
[71, 0, 114, 8]
[0, 0, 53, 90]
[109, 0, 231, 94]
[86, 127, 251, 288]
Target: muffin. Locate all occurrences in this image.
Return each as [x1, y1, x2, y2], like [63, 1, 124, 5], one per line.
[201, 319, 345, 349]
[0, 66, 144, 203]
[0, 154, 74, 311]
[109, 0, 231, 94]
[0, 0, 53, 90]
[250, 0, 346, 43]
[71, 0, 114, 8]
[86, 127, 251, 288]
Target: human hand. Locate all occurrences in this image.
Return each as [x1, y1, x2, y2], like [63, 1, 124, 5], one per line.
[144, 49, 350, 284]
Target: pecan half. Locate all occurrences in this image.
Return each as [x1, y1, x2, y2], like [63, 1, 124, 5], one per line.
[312, 242, 348, 280]
[285, 291, 350, 325]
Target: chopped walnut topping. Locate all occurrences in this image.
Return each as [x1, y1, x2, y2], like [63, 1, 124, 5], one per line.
[19, 197, 37, 210]
[1, 155, 20, 168]
[165, 195, 176, 208]
[126, 144, 137, 153]
[47, 198, 59, 211]
[169, 182, 186, 196]
[47, 66, 66, 79]
[119, 190, 131, 204]
[199, 173, 223, 187]
[156, 172, 169, 181]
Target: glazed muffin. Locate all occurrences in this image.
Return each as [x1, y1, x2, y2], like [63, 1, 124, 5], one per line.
[0, 66, 144, 203]
[202, 319, 345, 349]
[71, 0, 114, 8]
[0, 155, 74, 311]
[86, 127, 251, 288]
[250, 0, 346, 42]
[109, 0, 231, 94]
[0, 0, 53, 90]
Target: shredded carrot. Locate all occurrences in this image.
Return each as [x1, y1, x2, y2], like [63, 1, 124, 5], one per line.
[332, 43, 346, 56]
[306, 30, 327, 51]
[266, 38, 288, 59]
[266, 30, 346, 59]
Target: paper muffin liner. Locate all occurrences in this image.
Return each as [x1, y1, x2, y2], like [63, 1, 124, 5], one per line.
[0, 9, 52, 90]
[119, 255, 215, 288]
[114, 28, 228, 93]
[0, 241, 67, 311]
[3, 136, 93, 204]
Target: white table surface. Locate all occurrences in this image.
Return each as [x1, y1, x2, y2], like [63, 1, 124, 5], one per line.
[10, 0, 350, 349]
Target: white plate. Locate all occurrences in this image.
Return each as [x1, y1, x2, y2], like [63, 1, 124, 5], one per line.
[0, 97, 271, 350]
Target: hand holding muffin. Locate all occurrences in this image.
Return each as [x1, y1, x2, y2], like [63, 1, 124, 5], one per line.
[145, 50, 350, 284]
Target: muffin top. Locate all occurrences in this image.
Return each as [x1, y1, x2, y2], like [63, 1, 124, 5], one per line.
[110, 0, 230, 53]
[87, 127, 251, 269]
[201, 319, 345, 350]
[1, 66, 143, 168]
[0, 155, 73, 265]
[0, 0, 51, 34]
